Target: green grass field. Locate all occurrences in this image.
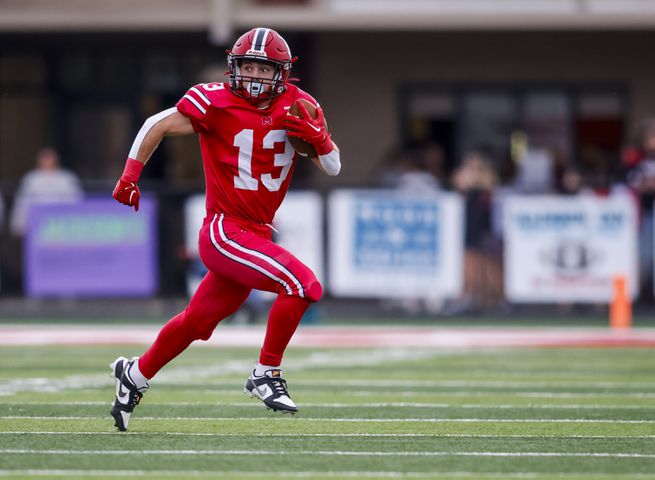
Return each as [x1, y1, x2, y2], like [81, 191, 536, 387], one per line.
[0, 341, 654, 479]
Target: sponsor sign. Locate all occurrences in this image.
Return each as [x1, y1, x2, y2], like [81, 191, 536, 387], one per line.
[504, 194, 638, 302]
[25, 197, 157, 297]
[328, 190, 463, 298]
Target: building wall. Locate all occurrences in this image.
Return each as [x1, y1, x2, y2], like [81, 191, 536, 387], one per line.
[313, 31, 655, 184]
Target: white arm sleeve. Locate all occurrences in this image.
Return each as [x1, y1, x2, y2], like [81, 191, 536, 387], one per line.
[128, 107, 178, 159]
[318, 148, 341, 176]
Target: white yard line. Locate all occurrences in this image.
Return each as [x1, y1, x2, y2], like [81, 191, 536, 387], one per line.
[7, 401, 655, 409]
[350, 390, 655, 398]
[2, 415, 655, 423]
[3, 449, 655, 458]
[0, 470, 580, 479]
[292, 379, 655, 388]
[1, 431, 655, 439]
[3, 370, 654, 397]
[0, 348, 438, 396]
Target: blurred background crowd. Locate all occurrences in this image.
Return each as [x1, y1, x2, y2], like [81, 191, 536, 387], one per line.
[2, 0, 655, 319]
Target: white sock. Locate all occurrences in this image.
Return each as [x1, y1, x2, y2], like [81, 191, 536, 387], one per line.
[254, 362, 279, 377]
[127, 359, 149, 389]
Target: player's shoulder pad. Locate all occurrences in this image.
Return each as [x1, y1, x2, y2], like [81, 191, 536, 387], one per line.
[184, 82, 232, 110]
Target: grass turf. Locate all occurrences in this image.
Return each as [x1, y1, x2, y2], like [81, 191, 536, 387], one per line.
[0, 343, 654, 479]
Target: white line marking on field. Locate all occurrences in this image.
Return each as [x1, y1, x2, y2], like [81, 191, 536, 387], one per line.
[0, 348, 440, 396]
[518, 392, 655, 399]
[2, 431, 655, 439]
[9, 400, 655, 410]
[3, 415, 655, 423]
[349, 390, 655, 399]
[3, 449, 655, 458]
[3, 367, 654, 397]
[0, 470, 579, 479]
[292, 379, 655, 389]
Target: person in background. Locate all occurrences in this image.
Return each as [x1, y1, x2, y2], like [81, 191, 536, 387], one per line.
[377, 145, 444, 193]
[623, 118, 655, 299]
[447, 151, 503, 313]
[9, 147, 83, 236]
[557, 164, 591, 196]
[419, 142, 446, 186]
[395, 152, 442, 193]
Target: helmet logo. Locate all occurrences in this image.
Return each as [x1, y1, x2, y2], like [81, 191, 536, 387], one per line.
[246, 49, 267, 58]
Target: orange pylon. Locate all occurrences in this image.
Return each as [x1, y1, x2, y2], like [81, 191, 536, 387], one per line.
[610, 275, 632, 329]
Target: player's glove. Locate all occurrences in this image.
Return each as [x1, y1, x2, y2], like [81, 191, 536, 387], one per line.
[112, 158, 144, 212]
[284, 103, 334, 156]
[113, 179, 140, 211]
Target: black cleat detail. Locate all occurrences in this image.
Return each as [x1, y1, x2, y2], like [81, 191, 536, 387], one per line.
[109, 356, 148, 431]
[244, 368, 298, 414]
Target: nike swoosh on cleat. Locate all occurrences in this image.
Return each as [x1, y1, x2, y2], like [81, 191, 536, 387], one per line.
[117, 384, 130, 404]
[255, 384, 273, 399]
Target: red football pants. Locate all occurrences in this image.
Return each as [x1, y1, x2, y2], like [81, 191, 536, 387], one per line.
[139, 213, 322, 379]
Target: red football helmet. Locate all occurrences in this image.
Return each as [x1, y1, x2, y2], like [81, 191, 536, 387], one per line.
[227, 27, 296, 101]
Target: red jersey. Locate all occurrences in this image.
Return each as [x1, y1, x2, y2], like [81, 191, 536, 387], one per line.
[176, 82, 318, 225]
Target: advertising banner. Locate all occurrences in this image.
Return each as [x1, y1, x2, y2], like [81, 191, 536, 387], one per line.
[328, 190, 463, 298]
[504, 194, 638, 302]
[25, 197, 157, 297]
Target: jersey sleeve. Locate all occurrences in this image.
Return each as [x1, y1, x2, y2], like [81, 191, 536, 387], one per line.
[176, 84, 214, 134]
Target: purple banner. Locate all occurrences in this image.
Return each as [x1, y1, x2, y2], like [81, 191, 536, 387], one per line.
[25, 197, 157, 297]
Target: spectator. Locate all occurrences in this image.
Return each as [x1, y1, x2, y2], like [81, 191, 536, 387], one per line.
[419, 142, 446, 185]
[378, 145, 444, 192]
[447, 151, 503, 313]
[396, 152, 442, 193]
[513, 147, 555, 194]
[9, 147, 83, 236]
[557, 164, 592, 196]
[622, 118, 655, 298]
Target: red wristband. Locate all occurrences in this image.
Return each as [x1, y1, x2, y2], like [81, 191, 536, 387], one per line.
[121, 158, 144, 183]
[315, 135, 335, 156]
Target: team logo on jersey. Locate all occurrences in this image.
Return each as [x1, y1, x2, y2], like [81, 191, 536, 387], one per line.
[262, 116, 273, 126]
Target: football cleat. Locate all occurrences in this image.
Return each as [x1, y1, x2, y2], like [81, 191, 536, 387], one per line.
[109, 356, 148, 431]
[244, 368, 298, 413]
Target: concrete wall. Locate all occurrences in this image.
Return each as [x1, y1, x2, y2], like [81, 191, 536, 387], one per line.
[312, 31, 655, 184]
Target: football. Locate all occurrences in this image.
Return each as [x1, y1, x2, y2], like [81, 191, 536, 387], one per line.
[286, 99, 327, 158]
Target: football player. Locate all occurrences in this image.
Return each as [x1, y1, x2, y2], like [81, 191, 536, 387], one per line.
[109, 27, 340, 431]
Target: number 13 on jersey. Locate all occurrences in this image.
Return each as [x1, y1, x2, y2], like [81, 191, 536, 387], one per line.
[233, 129, 294, 192]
